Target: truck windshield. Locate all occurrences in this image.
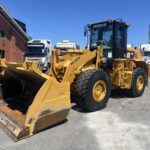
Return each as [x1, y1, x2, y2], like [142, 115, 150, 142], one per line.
[90, 23, 113, 49]
[25, 45, 46, 57]
[144, 51, 150, 57]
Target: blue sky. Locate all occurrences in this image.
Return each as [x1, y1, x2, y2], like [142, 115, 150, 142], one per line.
[0, 0, 150, 48]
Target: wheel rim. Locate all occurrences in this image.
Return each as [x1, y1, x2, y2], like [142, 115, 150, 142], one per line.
[92, 80, 106, 102]
[136, 75, 144, 91]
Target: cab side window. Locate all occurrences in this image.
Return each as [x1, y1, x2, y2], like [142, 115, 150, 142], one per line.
[115, 25, 127, 49]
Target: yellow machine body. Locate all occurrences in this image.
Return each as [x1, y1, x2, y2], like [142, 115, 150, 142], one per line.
[0, 48, 148, 141]
[51, 49, 148, 89]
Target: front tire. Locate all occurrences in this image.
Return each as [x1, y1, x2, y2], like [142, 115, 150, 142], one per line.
[74, 69, 111, 111]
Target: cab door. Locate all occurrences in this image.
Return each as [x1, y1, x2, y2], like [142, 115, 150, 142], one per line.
[114, 22, 128, 58]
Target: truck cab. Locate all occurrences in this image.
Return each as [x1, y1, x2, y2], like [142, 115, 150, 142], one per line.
[141, 44, 150, 65]
[25, 40, 52, 71]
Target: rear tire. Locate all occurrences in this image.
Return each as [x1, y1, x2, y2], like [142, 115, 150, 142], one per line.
[74, 69, 111, 111]
[128, 68, 146, 97]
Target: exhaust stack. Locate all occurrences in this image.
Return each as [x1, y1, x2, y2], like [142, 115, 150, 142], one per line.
[148, 24, 150, 44]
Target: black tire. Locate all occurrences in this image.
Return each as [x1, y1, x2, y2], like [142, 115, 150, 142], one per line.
[128, 67, 146, 97]
[74, 69, 111, 111]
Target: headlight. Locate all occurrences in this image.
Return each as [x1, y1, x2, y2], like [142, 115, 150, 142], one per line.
[144, 58, 147, 61]
[147, 61, 150, 65]
[41, 58, 46, 62]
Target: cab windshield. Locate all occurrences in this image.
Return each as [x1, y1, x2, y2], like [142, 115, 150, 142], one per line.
[90, 23, 113, 49]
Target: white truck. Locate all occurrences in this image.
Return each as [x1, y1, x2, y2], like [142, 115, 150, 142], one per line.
[25, 40, 52, 71]
[55, 40, 80, 50]
[140, 44, 150, 64]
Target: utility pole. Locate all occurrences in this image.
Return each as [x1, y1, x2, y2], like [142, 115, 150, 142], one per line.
[149, 24, 150, 44]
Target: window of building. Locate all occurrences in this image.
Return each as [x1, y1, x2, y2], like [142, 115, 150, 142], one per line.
[0, 50, 5, 59]
[0, 31, 5, 38]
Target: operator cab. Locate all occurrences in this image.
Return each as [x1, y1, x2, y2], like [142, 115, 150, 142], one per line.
[85, 19, 129, 61]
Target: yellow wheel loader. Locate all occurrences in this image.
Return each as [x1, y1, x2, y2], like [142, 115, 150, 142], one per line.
[0, 19, 148, 141]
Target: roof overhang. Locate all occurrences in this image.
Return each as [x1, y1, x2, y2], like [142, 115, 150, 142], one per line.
[0, 4, 30, 41]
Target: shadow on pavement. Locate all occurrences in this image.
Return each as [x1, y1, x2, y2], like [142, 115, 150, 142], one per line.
[110, 88, 129, 99]
[71, 104, 90, 113]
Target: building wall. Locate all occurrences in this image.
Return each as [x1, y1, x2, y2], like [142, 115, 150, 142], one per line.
[0, 15, 27, 63]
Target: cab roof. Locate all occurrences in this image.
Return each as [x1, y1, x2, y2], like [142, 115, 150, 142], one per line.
[88, 19, 130, 28]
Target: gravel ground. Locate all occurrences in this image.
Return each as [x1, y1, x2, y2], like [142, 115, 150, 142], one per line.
[0, 81, 150, 150]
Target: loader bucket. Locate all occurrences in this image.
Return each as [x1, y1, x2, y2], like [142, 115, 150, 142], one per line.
[0, 63, 70, 141]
